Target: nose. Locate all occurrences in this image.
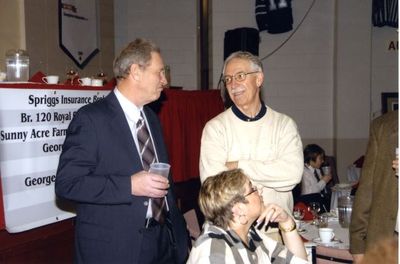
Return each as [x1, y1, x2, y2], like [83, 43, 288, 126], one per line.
[160, 72, 167, 86]
[227, 79, 240, 92]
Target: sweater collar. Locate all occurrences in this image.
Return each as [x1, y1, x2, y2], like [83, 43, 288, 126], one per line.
[231, 102, 267, 122]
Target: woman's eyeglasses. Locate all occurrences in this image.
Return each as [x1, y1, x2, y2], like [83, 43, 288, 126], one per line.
[244, 185, 258, 197]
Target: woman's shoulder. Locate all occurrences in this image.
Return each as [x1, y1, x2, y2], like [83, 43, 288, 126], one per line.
[188, 224, 233, 263]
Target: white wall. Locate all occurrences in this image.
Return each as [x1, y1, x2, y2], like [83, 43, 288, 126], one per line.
[371, 26, 398, 118]
[114, 0, 198, 89]
[334, 0, 372, 180]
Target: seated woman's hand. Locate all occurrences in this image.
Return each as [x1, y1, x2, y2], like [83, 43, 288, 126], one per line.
[256, 203, 291, 227]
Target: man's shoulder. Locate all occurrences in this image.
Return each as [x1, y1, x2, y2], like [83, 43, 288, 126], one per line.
[371, 110, 398, 132]
[204, 108, 232, 126]
[75, 92, 115, 118]
[373, 110, 398, 125]
[265, 106, 297, 125]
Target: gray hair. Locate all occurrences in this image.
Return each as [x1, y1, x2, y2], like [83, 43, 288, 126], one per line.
[222, 51, 263, 74]
[113, 38, 161, 80]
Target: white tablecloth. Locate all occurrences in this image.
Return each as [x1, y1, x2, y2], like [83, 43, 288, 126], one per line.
[301, 219, 349, 250]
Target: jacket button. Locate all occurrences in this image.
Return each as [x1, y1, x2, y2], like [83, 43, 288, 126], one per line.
[144, 201, 149, 206]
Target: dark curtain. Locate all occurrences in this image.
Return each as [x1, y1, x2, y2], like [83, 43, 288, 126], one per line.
[372, 0, 398, 28]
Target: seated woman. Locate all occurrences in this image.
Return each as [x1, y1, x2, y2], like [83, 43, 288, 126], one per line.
[300, 144, 332, 212]
[188, 169, 308, 263]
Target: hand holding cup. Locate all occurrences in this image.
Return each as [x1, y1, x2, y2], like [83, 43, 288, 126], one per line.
[130, 163, 170, 197]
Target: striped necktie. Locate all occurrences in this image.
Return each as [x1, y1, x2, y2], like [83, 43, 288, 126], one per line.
[136, 112, 166, 224]
[314, 169, 320, 182]
[136, 113, 156, 170]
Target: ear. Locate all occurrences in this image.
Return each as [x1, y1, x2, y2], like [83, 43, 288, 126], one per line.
[130, 64, 141, 81]
[256, 72, 264, 87]
[231, 203, 246, 217]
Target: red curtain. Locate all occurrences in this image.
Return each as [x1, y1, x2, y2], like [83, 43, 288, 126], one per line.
[157, 89, 224, 182]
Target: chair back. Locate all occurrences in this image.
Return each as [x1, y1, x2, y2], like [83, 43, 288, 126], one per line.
[316, 246, 353, 263]
[183, 209, 201, 245]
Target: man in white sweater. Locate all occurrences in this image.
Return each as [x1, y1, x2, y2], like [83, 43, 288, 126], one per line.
[199, 51, 303, 240]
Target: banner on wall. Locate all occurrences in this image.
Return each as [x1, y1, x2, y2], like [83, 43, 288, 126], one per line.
[59, 0, 99, 69]
[0, 87, 109, 233]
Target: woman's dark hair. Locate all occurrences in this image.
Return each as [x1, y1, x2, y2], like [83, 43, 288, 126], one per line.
[303, 144, 325, 164]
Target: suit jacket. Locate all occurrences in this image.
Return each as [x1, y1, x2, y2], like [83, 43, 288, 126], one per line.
[350, 110, 398, 254]
[55, 91, 189, 263]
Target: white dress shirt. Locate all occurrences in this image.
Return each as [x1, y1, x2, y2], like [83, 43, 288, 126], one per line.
[301, 164, 327, 195]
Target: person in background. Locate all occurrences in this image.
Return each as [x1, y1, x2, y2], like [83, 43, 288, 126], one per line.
[199, 51, 303, 241]
[188, 169, 308, 263]
[350, 110, 398, 264]
[299, 144, 332, 212]
[55, 38, 189, 264]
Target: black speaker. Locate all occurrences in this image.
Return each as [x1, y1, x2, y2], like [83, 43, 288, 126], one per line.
[223, 27, 260, 60]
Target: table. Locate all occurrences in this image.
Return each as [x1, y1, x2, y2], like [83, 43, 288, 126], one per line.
[302, 220, 349, 249]
[301, 219, 353, 263]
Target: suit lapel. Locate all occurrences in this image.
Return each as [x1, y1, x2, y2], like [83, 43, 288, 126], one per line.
[105, 92, 141, 163]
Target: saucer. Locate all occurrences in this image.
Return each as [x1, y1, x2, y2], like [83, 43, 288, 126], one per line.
[313, 237, 340, 246]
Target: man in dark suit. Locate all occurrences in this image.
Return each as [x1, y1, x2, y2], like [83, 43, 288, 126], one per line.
[55, 38, 189, 264]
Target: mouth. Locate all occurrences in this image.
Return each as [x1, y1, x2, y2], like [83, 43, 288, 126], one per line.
[230, 87, 245, 98]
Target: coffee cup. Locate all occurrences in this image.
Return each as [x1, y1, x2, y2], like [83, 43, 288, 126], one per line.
[319, 227, 335, 243]
[91, 79, 103, 86]
[79, 77, 92, 86]
[42, 75, 59, 84]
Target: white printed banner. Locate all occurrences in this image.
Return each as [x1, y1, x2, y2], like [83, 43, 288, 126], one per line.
[0, 87, 109, 233]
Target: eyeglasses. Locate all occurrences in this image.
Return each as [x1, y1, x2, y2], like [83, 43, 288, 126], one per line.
[244, 185, 258, 197]
[222, 71, 260, 85]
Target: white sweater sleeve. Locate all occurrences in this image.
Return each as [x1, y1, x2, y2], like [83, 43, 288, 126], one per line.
[199, 119, 229, 182]
[239, 115, 303, 192]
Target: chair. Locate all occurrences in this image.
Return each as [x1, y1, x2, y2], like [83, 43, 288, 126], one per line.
[316, 246, 353, 263]
[183, 209, 201, 245]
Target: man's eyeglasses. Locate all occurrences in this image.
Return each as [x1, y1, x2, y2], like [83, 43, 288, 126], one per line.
[222, 71, 260, 85]
[244, 185, 258, 197]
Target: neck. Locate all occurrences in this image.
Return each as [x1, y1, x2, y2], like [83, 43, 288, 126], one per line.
[237, 102, 261, 118]
[229, 224, 251, 246]
[117, 82, 143, 107]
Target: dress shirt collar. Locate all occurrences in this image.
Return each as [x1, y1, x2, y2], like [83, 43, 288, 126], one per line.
[231, 101, 267, 122]
[305, 164, 318, 173]
[114, 88, 142, 123]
